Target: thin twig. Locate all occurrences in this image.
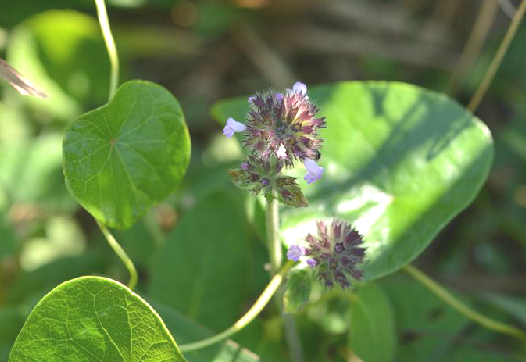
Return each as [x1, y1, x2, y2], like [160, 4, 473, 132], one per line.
[447, 0, 499, 96]
[403, 264, 526, 345]
[467, 0, 526, 112]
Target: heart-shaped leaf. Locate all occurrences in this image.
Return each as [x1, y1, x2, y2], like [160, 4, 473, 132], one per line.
[211, 81, 493, 281]
[63, 80, 191, 229]
[9, 276, 187, 362]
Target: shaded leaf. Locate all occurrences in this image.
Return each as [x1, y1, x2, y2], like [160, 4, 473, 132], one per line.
[149, 191, 267, 331]
[380, 274, 468, 362]
[349, 283, 397, 362]
[152, 302, 261, 362]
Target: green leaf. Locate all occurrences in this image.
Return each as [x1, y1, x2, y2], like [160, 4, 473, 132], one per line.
[9, 276, 187, 362]
[349, 283, 397, 362]
[63, 80, 191, 229]
[379, 274, 468, 362]
[284, 268, 312, 313]
[149, 191, 267, 331]
[212, 81, 493, 280]
[441, 347, 521, 362]
[0, 134, 76, 213]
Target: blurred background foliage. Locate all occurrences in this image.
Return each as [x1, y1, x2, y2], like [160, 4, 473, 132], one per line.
[0, 0, 526, 361]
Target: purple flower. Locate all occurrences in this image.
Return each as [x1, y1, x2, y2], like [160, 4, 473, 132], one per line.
[304, 220, 366, 289]
[287, 245, 306, 261]
[248, 96, 256, 103]
[292, 81, 308, 98]
[223, 117, 247, 138]
[303, 159, 324, 184]
[243, 83, 325, 167]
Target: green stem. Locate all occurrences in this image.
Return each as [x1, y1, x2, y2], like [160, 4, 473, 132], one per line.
[94, 0, 119, 100]
[265, 193, 304, 362]
[179, 261, 293, 352]
[97, 221, 138, 291]
[266, 193, 280, 275]
[467, 0, 526, 112]
[403, 264, 526, 345]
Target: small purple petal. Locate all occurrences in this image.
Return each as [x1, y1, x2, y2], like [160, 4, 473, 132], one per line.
[262, 178, 270, 186]
[223, 117, 247, 138]
[287, 245, 305, 261]
[275, 92, 284, 102]
[248, 96, 256, 103]
[303, 159, 324, 184]
[307, 259, 317, 268]
[292, 81, 307, 95]
[240, 162, 249, 171]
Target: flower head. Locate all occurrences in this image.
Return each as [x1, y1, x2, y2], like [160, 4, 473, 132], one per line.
[304, 220, 366, 289]
[229, 157, 308, 207]
[243, 83, 325, 167]
[303, 159, 324, 184]
[223, 117, 246, 138]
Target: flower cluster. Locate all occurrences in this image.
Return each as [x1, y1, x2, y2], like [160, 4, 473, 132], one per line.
[287, 220, 366, 289]
[223, 82, 326, 206]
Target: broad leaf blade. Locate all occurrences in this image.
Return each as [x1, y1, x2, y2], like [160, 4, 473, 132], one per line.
[63, 80, 191, 229]
[380, 274, 468, 362]
[212, 81, 493, 280]
[349, 283, 397, 362]
[9, 276, 187, 362]
[149, 191, 267, 331]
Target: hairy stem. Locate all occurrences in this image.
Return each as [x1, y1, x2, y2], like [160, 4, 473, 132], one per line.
[467, 0, 526, 112]
[403, 264, 526, 345]
[97, 221, 138, 291]
[94, 0, 119, 100]
[266, 194, 280, 275]
[266, 194, 304, 362]
[179, 261, 293, 352]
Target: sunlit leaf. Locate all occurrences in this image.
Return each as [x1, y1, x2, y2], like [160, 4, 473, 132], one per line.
[9, 276, 187, 362]
[212, 81, 493, 280]
[63, 80, 191, 229]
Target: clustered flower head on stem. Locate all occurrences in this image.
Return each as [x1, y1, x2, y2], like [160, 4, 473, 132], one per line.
[287, 220, 366, 289]
[223, 82, 326, 207]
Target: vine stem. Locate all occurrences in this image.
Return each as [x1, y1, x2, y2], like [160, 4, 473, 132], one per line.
[94, 0, 119, 101]
[403, 264, 526, 345]
[179, 261, 293, 352]
[467, 0, 526, 112]
[97, 221, 138, 291]
[93, 0, 135, 291]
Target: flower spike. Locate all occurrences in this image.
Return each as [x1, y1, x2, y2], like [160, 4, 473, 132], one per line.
[287, 220, 366, 289]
